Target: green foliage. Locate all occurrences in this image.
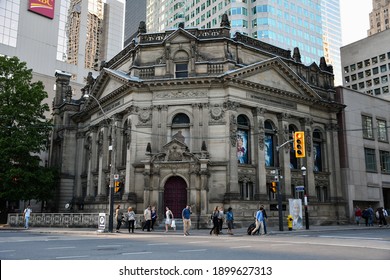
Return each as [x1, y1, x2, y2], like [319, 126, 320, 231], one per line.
[0, 56, 57, 202]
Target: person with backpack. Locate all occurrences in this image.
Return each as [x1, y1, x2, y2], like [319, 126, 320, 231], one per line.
[362, 207, 369, 226]
[376, 207, 388, 227]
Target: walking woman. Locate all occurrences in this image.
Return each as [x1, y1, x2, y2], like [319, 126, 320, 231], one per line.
[165, 207, 175, 232]
[115, 205, 123, 233]
[126, 206, 136, 233]
[209, 206, 220, 235]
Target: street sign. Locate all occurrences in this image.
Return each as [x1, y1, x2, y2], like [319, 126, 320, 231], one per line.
[98, 213, 106, 232]
[295, 185, 304, 191]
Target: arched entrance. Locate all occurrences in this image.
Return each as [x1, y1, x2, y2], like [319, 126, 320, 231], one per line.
[164, 176, 187, 218]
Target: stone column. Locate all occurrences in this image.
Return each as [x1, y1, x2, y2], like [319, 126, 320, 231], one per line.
[225, 101, 240, 199]
[254, 107, 267, 200]
[299, 117, 313, 200]
[277, 113, 292, 198]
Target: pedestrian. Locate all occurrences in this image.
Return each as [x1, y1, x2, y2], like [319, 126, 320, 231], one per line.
[218, 206, 224, 234]
[375, 207, 388, 227]
[261, 204, 268, 234]
[115, 205, 123, 233]
[209, 206, 220, 236]
[23, 204, 32, 229]
[251, 206, 265, 235]
[164, 206, 175, 232]
[182, 204, 192, 236]
[126, 206, 136, 233]
[367, 205, 374, 226]
[226, 207, 234, 235]
[362, 207, 369, 226]
[142, 205, 152, 232]
[354, 205, 362, 226]
[151, 206, 157, 231]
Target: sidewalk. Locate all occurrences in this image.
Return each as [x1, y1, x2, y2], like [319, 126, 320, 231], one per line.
[1, 223, 387, 236]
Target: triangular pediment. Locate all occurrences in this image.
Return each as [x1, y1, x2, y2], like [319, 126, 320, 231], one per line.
[88, 68, 141, 102]
[163, 28, 197, 44]
[224, 57, 320, 99]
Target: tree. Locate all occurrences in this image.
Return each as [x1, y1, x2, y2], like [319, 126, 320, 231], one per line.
[0, 56, 57, 205]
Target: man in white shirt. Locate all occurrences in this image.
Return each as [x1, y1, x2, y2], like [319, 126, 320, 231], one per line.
[23, 205, 32, 229]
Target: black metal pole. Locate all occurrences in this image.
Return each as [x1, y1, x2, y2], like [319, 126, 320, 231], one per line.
[303, 174, 309, 230]
[108, 184, 114, 232]
[277, 180, 283, 231]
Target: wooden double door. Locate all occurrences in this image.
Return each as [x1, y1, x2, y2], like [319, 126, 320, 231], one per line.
[163, 176, 187, 219]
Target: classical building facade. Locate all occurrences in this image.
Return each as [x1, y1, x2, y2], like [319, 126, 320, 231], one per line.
[50, 19, 346, 227]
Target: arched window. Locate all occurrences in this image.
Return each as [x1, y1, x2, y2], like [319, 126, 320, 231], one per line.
[171, 113, 190, 145]
[237, 114, 250, 164]
[289, 125, 298, 169]
[264, 120, 276, 167]
[313, 129, 323, 172]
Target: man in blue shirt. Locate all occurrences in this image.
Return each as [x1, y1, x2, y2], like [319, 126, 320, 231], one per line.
[251, 206, 264, 235]
[182, 204, 192, 236]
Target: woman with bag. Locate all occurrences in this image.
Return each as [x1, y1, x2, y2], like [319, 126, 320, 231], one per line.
[126, 206, 136, 233]
[209, 206, 220, 236]
[165, 207, 175, 232]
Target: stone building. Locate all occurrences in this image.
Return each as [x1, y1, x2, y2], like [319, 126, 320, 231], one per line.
[50, 18, 346, 227]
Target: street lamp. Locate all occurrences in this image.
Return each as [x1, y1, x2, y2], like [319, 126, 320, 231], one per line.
[301, 166, 309, 229]
[84, 93, 116, 233]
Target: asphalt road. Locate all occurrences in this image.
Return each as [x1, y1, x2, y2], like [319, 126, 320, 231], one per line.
[1, 227, 389, 260]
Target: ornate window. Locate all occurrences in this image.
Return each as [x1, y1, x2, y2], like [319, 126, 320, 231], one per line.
[237, 115, 250, 164]
[264, 120, 276, 167]
[171, 113, 190, 146]
[313, 129, 324, 172]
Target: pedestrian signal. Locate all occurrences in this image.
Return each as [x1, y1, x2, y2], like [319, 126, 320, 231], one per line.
[294, 131, 305, 158]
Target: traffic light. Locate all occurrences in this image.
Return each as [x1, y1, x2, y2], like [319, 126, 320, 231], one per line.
[294, 131, 305, 158]
[270, 181, 277, 193]
[114, 181, 120, 193]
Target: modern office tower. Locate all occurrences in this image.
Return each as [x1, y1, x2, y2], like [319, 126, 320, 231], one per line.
[0, 0, 124, 102]
[145, 0, 343, 85]
[340, 29, 390, 100]
[124, 0, 147, 46]
[321, 0, 342, 86]
[368, 0, 390, 36]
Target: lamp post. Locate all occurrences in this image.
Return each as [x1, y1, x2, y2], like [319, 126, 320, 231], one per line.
[301, 166, 309, 229]
[84, 93, 116, 233]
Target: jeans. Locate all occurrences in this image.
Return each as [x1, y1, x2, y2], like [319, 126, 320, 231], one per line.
[25, 217, 30, 229]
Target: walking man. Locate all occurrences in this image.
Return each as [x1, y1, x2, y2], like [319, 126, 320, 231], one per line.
[251, 206, 265, 235]
[182, 204, 192, 236]
[23, 204, 32, 229]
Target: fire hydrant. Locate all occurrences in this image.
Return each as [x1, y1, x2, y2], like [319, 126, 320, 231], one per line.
[287, 215, 293, 231]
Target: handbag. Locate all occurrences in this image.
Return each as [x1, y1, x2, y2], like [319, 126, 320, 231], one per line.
[171, 219, 176, 228]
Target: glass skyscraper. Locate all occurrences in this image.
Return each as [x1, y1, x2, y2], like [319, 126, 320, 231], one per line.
[146, 0, 342, 85]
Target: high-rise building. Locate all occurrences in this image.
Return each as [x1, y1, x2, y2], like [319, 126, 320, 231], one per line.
[0, 0, 124, 104]
[340, 29, 390, 99]
[321, 0, 342, 86]
[145, 0, 342, 85]
[368, 0, 390, 36]
[124, 0, 147, 46]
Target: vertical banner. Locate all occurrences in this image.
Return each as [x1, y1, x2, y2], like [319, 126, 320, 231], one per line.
[28, 0, 55, 19]
[289, 199, 303, 229]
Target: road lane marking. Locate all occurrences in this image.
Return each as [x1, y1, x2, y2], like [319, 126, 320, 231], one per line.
[46, 247, 76, 250]
[319, 235, 383, 240]
[178, 249, 207, 253]
[97, 245, 122, 248]
[56, 255, 89, 259]
[122, 251, 153, 255]
[188, 241, 210, 244]
[0, 250, 16, 253]
[147, 243, 169, 246]
[231, 245, 251, 249]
